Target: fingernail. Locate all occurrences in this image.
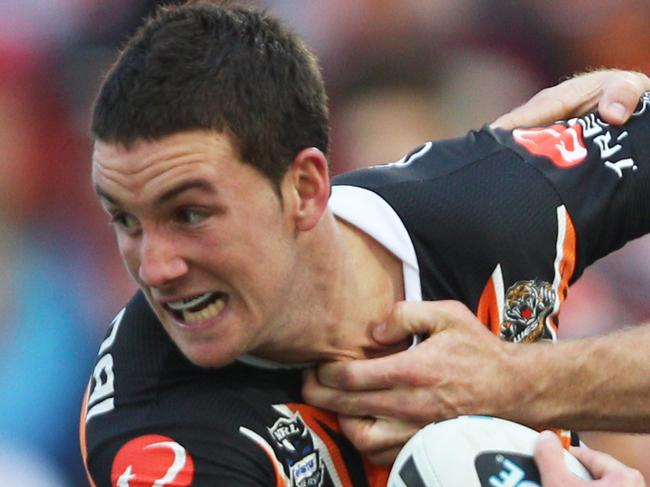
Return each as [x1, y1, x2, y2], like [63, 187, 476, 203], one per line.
[372, 322, 386, 338]
[538, 430, 557, 442]
[607, 102, 627, 121]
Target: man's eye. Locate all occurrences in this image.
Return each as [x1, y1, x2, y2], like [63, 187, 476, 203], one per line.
[111, 212, 139, 232]
[179, 208, 206, 224]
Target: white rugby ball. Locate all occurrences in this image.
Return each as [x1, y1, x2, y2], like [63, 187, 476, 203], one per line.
[388, 416, 592, 487]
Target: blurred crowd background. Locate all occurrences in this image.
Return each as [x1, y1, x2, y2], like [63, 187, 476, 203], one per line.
[1, 0, 649, 485]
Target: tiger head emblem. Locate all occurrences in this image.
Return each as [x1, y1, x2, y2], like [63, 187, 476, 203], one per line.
[500, 280, 556, 343]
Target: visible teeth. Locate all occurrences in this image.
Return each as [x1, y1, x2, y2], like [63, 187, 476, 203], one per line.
[182, 296, 226, 322]
[168, 292, 214, 311]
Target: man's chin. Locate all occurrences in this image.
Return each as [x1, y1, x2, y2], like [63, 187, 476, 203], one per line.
[151, 301, 257, 368]
[179, 343, 241, 369]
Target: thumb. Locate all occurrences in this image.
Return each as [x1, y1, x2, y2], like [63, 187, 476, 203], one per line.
[372, 300, 463, 345]
[597, 71, 650, 125]
[535, 431, 585, 487]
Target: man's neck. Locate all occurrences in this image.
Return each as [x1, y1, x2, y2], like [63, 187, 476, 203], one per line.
[250, 211, 405, 364]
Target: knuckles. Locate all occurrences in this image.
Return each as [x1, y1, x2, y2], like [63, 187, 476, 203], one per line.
[388, 300, 410, 327]
[624, 468, 645, 486]
[328, 363, 362, 389]
[339, 417, 376, 452]
[608, 468, 645, 486]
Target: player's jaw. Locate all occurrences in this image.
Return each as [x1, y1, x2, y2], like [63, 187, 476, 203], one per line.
[146, 286, 261, 367]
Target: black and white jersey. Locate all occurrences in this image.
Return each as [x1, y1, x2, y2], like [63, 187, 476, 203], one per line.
[81, 94, 650, 486]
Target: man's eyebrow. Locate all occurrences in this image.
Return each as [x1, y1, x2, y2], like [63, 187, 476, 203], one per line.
[155, 179, 217, 205]
[93, 180, 217, 207]
[94, 185, 119, 206]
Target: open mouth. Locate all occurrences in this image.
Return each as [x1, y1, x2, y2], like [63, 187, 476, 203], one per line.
[164, 292, 228, 323]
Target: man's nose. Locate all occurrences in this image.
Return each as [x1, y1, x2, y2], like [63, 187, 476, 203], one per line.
[138, 231, 188, 288]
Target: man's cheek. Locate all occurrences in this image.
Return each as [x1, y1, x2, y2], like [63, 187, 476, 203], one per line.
[118, 244, 141, 282]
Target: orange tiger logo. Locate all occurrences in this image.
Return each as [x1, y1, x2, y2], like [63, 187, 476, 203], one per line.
[500, 280, 555, 343]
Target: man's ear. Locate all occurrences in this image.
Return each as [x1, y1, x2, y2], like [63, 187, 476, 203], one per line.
[282, 147, 330, 231]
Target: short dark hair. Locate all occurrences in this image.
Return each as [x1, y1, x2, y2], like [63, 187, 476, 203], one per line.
[91, 1, 329, 186]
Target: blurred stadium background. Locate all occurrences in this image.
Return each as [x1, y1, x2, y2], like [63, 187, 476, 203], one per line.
[1, 0, 649, 485]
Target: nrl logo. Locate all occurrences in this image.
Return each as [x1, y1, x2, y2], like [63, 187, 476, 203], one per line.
[267, 413, 324, 487]
[500, 280, 555, 343]
[269, 415, 309, 453]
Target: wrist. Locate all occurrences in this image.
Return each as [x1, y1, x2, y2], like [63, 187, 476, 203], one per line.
[498, 340, 560, 427]
[500, 336, 608, 430]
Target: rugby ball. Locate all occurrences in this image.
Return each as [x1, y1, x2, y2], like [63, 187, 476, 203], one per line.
[388, 416, 592, 487]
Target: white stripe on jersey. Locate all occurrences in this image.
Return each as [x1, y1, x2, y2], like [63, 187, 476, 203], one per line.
[491, 263, 505, 326]
[549, 205, 568, 341]
[329, 185, 421, 302]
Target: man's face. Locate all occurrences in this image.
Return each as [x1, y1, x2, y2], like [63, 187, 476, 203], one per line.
[92, 130, 300, 368]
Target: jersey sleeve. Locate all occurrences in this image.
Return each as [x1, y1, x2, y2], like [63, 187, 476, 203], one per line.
[491, 91, 650, 273]
[332, 92, 650, 337]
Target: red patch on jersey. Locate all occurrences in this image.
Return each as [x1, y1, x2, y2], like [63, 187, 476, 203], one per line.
[513, 124, 587, 168]
[111, 434, 194, 487]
